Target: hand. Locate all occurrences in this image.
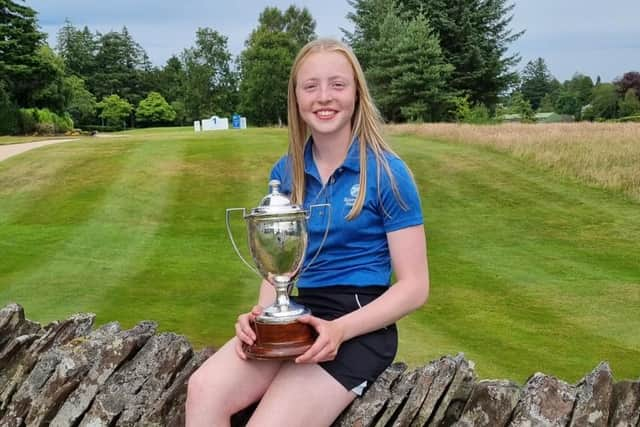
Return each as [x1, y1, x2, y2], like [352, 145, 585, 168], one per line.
[234, 305, 263, 360]
[295, 315, 346, 364]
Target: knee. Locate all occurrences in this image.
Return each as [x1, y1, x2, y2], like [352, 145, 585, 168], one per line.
[186, 366, 232, 416]
[186, 367, 208, 404]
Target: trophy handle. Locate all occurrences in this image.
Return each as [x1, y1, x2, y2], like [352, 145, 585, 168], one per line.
[225, 208, 262, 278]
[300, 203, 331, 277]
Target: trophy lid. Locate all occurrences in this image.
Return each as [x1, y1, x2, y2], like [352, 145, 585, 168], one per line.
[250, 180, 305, 216]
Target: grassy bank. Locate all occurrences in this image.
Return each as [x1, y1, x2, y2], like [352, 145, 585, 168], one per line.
[0, 126, 638, 384]
[389, 122, 640, 201]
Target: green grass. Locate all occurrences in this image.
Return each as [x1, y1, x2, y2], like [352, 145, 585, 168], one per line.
[0, 127, 638, 385]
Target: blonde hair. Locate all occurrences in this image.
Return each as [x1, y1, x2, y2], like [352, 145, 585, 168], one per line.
[287, 38, 407, 219]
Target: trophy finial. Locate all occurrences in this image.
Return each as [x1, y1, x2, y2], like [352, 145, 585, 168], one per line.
[268, 179, 281, 194]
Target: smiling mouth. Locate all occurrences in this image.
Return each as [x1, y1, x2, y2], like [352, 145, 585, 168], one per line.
[315, 110, 337, 119]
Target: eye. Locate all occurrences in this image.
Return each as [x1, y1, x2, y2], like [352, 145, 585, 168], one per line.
[332, 81, 346, 89]
[302, 82, 317, 91]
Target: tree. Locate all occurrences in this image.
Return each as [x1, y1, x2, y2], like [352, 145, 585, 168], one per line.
[506, 91, 534, 122]
[618, 89, 640, 117]
[170, 100, 187, 126]
[157, 55, 186, 103]
[397, 0, 523, 109]
[519, 58, 555, 111]
[453, 96, 492, 123]
[56, 20, 96, 78]
[30, 45, 70, 112]
[0, 0, 48, 107]
[282, 5, 316, 49]
[538, 93, 555, 113]
[614, 71, 640, 97]
[181, 28, 237, 121]
[239, 31, 296, 126]
[91, 27, 150, 105]
[589, 83, 618, 120]
[564, 73, 594, 107]
[367, 10, 453, 122]
[550, 74, 593, 119]
[344, 0, 391, 70]
[239, 6, 316, 125]
[0, 81, 18, 134]
[554, 90, 580, 116]
[136, 92, 176, 125]
[97, 94, 132, 127]
[65, 75, 96, 125]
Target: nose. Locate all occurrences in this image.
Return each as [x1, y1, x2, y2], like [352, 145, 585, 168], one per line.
[318, 84, 333, 103]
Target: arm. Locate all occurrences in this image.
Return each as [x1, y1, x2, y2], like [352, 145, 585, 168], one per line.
[296, 224, 429, 362]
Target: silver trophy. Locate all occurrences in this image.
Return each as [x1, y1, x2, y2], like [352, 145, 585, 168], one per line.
[226, 179, 329, 359]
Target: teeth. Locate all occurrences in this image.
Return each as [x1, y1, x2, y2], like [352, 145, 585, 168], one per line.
[317, 110, 335, 117]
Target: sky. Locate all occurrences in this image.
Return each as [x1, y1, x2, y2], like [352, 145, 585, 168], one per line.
[27, 0, 640, 83]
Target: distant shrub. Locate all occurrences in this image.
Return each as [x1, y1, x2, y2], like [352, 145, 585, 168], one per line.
[53, 113, 74, 133]
[16, 108, 74, 135]
[35, 122, 55, 135]
[453, 96, 496, 124]
[18, 109, 37, 134]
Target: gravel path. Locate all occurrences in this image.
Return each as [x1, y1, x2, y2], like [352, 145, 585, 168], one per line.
[0, 139, 77, 162]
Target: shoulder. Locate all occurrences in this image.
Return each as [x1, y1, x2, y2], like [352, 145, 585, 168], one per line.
[270, 154, 293, 193]
[270, 155, 290, 178]
[371, 149, 414, 184]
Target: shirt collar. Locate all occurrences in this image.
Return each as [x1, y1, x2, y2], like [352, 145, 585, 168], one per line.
[303, 136, 362, 178]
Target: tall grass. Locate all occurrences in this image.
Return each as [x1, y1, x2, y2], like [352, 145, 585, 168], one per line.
[388, 123, 640, 201]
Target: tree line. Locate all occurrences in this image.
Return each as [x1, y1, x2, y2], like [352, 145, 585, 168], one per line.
[1, 0, 639, 135]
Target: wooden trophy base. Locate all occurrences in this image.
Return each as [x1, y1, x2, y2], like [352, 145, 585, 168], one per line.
[243, 319, 317, 360]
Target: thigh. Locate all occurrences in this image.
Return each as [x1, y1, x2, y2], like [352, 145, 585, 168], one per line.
[247, 362, 356, 427]
[191, 337, 283, 412]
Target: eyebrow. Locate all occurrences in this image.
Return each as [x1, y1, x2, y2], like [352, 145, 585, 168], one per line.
[299, 75, 351, 82]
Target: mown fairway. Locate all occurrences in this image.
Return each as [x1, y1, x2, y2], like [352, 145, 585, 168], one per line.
[0, 126, 638, 384]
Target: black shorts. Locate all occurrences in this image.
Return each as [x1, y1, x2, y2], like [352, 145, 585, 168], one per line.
[291, 285, 398, 395]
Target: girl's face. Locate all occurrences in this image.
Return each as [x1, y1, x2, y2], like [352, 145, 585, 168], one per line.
[295, 51, 357, 140]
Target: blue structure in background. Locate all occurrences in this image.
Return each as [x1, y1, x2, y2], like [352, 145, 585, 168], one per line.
[232, 114, 241, 129]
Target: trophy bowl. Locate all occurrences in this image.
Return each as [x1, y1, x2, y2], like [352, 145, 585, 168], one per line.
[226, 180, 328, 360]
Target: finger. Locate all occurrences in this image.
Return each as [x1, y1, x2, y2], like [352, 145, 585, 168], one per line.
[235, 321, 256, 344]
[296, 335, 327, 363]
[234, 338, 247, 360]
[295, 314, 315, 324]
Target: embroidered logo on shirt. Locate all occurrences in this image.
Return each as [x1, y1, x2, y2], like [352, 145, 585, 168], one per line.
[344, 184, 360, 207]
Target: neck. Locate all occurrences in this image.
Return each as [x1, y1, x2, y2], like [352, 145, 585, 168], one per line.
[311, 128, 352, 184]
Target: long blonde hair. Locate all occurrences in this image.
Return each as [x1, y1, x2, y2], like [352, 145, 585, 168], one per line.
[287, 38, 406, 219]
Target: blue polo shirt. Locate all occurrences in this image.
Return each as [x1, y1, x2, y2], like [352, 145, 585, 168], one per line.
[270, 138, 423, 288]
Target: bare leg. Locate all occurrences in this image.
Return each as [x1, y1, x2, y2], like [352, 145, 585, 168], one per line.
[186, 337, 283, 427]
[247, 362, 356, 427]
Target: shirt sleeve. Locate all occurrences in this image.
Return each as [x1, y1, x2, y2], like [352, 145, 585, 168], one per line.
[379, 155, 424, 233]
[269, 155, 292, 195]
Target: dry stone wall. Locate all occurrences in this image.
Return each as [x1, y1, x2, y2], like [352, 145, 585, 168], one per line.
[1, 303, 638, 426]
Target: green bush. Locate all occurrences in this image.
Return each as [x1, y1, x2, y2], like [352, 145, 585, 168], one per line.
[35, 122, 55, 135]
[53, 112, 74, 133]
[16, 108, 75, 135]
[18, 109, 37, 134]
[453, 96, 496, 124]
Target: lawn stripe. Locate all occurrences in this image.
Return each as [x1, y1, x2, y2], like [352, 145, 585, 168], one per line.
[1, 137, 186, 322]
[0, 141, 132, 277]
